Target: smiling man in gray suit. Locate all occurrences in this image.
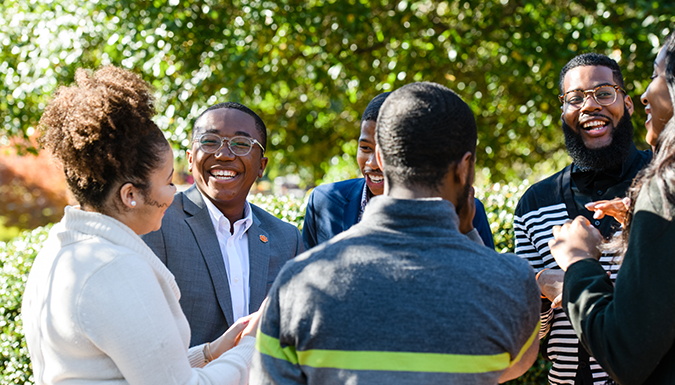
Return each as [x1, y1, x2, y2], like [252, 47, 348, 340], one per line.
[143, 102, 303, 347]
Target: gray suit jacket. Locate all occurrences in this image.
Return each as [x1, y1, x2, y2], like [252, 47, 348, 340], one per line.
[142, 185, 303, 347]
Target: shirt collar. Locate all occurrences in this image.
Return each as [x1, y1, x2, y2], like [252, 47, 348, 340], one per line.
[200, 190, 253, 239]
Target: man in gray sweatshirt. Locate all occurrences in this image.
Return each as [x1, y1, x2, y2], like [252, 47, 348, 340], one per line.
[251, 82, 541, 385]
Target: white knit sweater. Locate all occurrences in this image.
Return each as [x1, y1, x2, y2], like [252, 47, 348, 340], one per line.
[22, 206, 255, 385]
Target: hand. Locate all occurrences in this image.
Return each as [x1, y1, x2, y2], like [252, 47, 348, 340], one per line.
[237, 298, 267, 343]
[210, 314, 254, 359]
[585, 197, 630, 227]
[551, 293, 563, 309]
[549, 216, 603, 271]
[458, 186, 476, 235]
[537, 269, 564, 306]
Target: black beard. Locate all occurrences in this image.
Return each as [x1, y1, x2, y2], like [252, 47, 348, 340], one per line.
[562, 107, 634, 171]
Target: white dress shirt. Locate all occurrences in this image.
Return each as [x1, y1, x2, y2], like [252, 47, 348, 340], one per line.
[201, 192, 254, 322]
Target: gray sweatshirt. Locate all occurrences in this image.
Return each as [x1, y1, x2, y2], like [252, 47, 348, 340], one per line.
[252, 196, 540, 385]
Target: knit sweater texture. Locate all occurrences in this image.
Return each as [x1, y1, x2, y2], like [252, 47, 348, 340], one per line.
[22, 206, 255, 385]
[563, 178, 675, 384]
[252, 196, 540, 385]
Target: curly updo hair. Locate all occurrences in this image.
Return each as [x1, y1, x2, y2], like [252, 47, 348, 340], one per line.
[39, 65, 169, 212]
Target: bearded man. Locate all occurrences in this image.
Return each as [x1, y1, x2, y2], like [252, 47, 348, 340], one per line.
[514, 53, 652, 385]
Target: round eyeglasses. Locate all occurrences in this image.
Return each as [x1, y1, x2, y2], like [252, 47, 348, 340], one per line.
[195, 133, 265, 155]
[559, 84, 625, 109]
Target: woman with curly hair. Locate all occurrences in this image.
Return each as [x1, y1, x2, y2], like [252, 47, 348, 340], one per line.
[550, 31, 675, 384]
[21, 65, 260, 385]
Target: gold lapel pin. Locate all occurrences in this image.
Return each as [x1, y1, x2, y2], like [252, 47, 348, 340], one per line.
[260, 235, 268, 243]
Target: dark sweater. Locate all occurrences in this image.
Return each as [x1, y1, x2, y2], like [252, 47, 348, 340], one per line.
[563, 178, 675, 384]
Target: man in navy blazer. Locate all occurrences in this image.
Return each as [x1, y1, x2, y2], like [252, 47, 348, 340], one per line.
[303, 178, 494, 250]
[143, 103, 302, 347]
[303, 93, 494, 250]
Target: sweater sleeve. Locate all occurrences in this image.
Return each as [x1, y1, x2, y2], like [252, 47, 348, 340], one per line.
[562, 181, 675, 384]
[77, 255, 253, 385]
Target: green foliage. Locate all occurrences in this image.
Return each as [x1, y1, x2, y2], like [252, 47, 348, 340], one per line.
[476, 182, 530, 253]
[504, 355, 552, 385]
[249, 193, 307, 229]
[0, 225, 50, 385]
[2, 1, 674, 185]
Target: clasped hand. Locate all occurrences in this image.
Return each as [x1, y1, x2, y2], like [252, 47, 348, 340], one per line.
[549, 216, 603, 271]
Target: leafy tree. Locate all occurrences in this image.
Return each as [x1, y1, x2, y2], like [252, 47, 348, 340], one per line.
[1, 0, 674, 185]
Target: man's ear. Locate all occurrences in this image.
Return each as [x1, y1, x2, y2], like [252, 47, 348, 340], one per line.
[624, 94, 634, 116]
[187, 149, 193, 173]
[375, 145, 384, 170]
[455, 152, 474, 186]
[258, 156, 268, 178]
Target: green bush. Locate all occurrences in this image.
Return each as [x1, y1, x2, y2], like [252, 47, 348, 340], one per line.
[476, 182, 530, 254]
[0, 225, 50, 385]
[249, 193, 306, 230]
[4, 187, 551, 384]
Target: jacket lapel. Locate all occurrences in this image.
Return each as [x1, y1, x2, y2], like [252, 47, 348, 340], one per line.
[182, 185, 235, 326]
[247, 208, 270, 313]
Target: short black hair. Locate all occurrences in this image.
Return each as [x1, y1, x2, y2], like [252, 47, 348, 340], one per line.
[376, 82, 477, 189]
[361, 92, 391, 123]
[559, 53, 626, 93]
[192, 102, 267, 149]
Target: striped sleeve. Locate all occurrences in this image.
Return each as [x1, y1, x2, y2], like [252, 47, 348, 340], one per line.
[514, 201, 569, 339]
[514, 202, 569, 272]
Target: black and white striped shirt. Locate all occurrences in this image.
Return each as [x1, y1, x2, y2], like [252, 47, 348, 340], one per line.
[514, 147, 651, 385]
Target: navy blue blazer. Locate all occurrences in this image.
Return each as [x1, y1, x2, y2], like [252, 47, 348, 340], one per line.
[302, 178, 495, 250]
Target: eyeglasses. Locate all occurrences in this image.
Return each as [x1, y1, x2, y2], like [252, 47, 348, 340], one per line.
[559, 84, 625, 109]
[195, 133, 265, 155]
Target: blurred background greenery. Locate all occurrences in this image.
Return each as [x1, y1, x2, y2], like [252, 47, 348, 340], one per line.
[2, 0, 675, 233]
[3, 0, 675, 183]
[1, 0, 675, 233]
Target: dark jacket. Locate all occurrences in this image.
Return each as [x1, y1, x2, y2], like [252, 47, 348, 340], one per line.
[302, 178, 495, 250]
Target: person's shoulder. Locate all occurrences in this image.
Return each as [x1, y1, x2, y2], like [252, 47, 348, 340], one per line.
[523, 168, 565, 196]
[636, 148, 654, 164]
[516, 168, 567, 213]
[637, 177, 674, 217]
[274, 231, 357, 284]
[310, 178, 364, 201]
[161, 189, 190, 218]
[492, 250, 535, 274]
[61, 234, 151, 276]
